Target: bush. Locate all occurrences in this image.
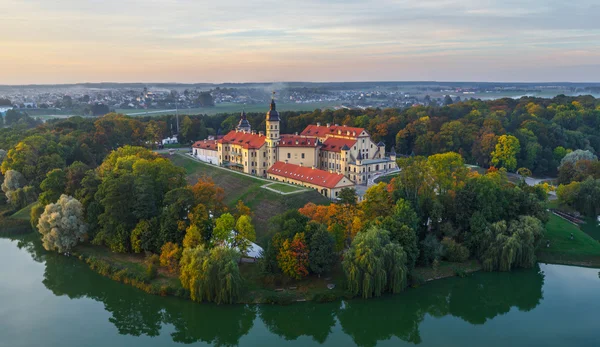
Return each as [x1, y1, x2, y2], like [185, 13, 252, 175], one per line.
[441, 237, 470, 263]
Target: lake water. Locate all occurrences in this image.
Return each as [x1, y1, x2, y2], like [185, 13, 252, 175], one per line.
[1, 233, 599, 347]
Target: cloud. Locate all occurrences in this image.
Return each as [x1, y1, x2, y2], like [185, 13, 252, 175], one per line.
[0, 0, 599, 83]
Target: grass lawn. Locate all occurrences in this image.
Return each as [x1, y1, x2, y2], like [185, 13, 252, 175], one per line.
[266, 183, 305, 193]
[10, 203, 35, 221]
[169, 154, 330, 246]
[537, 214, 600, 267]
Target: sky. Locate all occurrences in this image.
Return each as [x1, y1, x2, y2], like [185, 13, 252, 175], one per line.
[1, 0, 599, 84]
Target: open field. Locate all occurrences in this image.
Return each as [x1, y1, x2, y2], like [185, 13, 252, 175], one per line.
[169, 154, 330, 245]
[537, 214, 600, 267]
[117, 101, 338, 117]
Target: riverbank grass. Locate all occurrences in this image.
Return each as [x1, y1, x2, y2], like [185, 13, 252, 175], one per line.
[0, 204, 33, 236]
[537, 214, 600, 267]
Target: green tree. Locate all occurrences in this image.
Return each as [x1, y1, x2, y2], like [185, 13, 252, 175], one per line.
[338, 187, 357, 205]
[309, 229, 335, 277]
[179, 246, 242, 304]
[234, 215, 256, 255]
[342, 227, 408, 298]
[491, 135, 520, 171]
[39, 168, 67, 206]
[37, 195, 87, 253]
[213, 213, 236, 246]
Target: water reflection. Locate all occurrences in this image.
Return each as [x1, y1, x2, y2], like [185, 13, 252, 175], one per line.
[10, 234, 546, 346]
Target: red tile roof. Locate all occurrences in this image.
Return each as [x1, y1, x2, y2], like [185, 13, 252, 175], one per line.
[219, 130, 266, 149]
[193, 140, 219, 150]
[267, 161, 352, 189]
[321, 137, 356, 152]
[300, 124, 366, 138]
[278, 135, 318, 147]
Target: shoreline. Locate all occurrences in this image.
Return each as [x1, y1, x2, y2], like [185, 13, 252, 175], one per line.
[4, 228, 597, 305]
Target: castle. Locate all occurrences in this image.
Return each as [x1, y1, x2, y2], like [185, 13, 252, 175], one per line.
[193, 98, 398, 199]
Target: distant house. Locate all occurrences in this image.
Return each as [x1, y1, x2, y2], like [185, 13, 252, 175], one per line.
[162, 136, 178, 145]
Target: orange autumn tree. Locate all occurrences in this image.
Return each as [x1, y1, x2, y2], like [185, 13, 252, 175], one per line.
[192, 176, 226, 214]
[299, 202, 363, 248]
[277, 233, 309, 279]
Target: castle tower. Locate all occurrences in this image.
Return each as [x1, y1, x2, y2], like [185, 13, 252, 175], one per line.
[236, 110, 251, 133]
[265, 93, 280, 167]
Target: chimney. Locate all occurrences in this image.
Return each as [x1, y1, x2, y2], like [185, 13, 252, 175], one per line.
[285, 159, 288, 164]
[252, 130, 256, 135]
[326, 123, 331, 128]
[335, 124, 339, 126]
[312, 166, 315, 169]
[317, 122, 321, 126]
[295, 132, 298, 135]
[299, 162, 303, 167]
[295, 140, 299, 145]
[259, 131, 264, 136]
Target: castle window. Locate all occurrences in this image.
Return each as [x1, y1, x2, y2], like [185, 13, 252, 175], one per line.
[301, 153, 305, 159]
[287, 153, 291, 159]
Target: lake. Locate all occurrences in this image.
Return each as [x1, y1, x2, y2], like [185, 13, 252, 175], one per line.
[1, 233, 599, 347]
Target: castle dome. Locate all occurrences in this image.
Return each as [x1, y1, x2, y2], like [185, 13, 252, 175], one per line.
[237, 110, 251, 130]
[266, 99, 280, 121]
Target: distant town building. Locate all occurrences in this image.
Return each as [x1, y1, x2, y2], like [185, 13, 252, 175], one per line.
[162, 136, 178, 145]
[192, 98, 398, 199]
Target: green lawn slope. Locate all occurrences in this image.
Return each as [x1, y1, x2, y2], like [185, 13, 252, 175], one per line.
[537, 214, 600, 267]
[169, 154, 330, 246]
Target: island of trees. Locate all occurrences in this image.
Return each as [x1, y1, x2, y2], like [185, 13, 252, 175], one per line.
[0, 94, 598, 303]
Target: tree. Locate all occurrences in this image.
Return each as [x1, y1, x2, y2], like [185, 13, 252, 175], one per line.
[179, 246, 242, 304]
[160, 242, 182, 274]
[1, 169, 25, 205]
[197, 92, 215, 107]
[338, 187, 357, 205]
[360, 182, 391, 220]
[233, 200, 252, 220]
[234, 215, 256, 255]
[192, 176, 226, 215]
[481, 216, 544, 271]
[559, 149, 597, 168]
[277, 233, 309, 280]
[130, 218, 159, 253]
[309, 229, 335, 277]
[39, 168, 67, 206]
[343, 227, 408, 298]
[213, 213, 235, 246]
[491, 135, 520, 171]
[37, 195, 87, 253]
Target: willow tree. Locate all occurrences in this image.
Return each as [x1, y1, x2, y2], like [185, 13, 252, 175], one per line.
[342, 227, 408, 298]
[37, 195, 88, 253]
[179, 246, 243, 304]
[481, 216, 544, 272]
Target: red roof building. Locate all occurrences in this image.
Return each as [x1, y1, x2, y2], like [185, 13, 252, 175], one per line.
[300, 124, 367, 138]
[278, 134, 319, 147]
[321, 137, 357, 152]
[193, 139, 219, 150]
[219, 130, 267, 149]
[267, 161, 352, 189]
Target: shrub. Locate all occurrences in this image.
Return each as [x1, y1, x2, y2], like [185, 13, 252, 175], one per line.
[441, 237, 470, 263]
